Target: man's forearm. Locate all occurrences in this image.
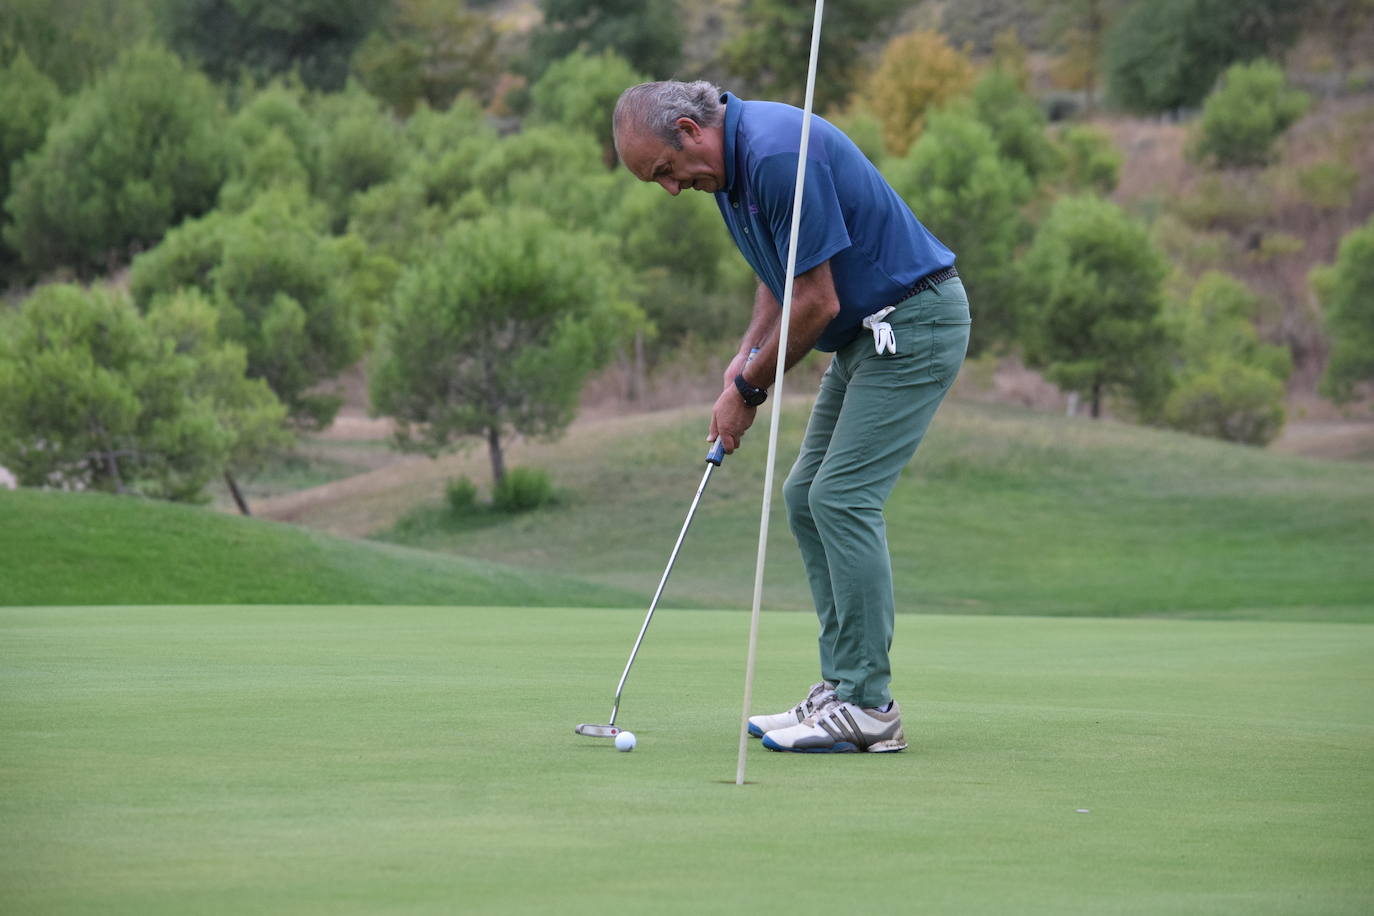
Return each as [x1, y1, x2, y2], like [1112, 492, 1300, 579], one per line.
[739, 262, 840, 391]
[737, 282, 781, 358]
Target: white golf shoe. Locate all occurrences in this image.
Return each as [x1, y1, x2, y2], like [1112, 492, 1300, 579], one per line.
[746, 681, 837, 738]
[762, 700, 907, 753]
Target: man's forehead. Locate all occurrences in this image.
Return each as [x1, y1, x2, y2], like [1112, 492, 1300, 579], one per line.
[619, 130, 670, 179]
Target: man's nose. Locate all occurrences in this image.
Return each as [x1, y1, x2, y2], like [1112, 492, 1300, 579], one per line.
[658, 177, 681, 196]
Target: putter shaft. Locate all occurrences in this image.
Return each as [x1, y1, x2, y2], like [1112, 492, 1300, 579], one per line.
[606, 443, 724, 727]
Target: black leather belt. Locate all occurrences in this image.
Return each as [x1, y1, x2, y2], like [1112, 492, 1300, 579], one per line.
[890, 265, 958, 307]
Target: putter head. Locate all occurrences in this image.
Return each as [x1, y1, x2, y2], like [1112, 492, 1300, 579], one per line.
[575, 723, 620, 738]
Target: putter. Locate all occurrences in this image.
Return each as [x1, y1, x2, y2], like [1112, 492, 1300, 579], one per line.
[576, 439, 727, 738]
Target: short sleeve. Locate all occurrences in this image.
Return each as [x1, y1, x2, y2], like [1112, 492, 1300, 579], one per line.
[754, 152, 852, 277]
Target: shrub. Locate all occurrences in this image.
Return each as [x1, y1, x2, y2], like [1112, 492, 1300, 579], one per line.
[446, 475, 478, 514]
[492, 467, 553, 513]
[1189, 59, 1309, 169]
[1161, 357, 1286, 446]
[1158, 271, 1291, 444]
[1295, 161, 1358, 211]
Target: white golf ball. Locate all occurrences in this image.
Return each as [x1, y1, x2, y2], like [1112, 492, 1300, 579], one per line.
[615, 731, 636, 752]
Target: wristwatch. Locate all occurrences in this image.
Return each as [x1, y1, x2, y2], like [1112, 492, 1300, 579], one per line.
[734, 373, 768, 407]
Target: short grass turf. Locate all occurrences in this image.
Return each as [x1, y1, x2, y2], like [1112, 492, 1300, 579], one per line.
[3, 605, 1371, 915]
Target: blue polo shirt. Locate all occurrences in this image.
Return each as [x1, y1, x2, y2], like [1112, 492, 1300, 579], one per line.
[714, 92, 955, 352]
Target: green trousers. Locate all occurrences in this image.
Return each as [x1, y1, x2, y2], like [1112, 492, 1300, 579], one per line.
[783, 277, 971, 708]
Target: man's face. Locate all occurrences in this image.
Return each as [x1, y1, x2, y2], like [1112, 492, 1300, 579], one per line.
[619, 118, 725, 196]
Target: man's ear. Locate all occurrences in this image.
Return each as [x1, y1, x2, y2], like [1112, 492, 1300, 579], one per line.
[676, 117, 702, 143]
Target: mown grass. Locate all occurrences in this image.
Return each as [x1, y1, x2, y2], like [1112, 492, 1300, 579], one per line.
[2, 605, 1370, 915]
[374, 401, 1374, 622]
[0, 488, 638, 608]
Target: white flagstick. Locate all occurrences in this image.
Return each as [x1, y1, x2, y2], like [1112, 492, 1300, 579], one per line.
[736, 0, 826, 786]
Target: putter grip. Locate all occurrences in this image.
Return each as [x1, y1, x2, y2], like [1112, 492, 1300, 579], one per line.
[706, 440, 726, 466]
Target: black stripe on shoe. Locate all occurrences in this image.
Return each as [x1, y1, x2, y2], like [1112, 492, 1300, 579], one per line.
[838, 707, 870, 751]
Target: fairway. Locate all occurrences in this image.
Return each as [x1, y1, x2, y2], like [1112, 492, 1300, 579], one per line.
[3, 605, 1371, 914]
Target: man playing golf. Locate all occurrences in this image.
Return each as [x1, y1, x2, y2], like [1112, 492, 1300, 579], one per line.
[614, 81, 970, 754]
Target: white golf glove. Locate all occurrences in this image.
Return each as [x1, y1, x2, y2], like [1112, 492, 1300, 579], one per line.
[862, 307, 897, 355]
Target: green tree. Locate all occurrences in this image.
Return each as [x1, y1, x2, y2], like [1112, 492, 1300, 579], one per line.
[1188, 59, 1309, 169]
[1023, 195, 1172, 417]
[1104, 0, 1302, 114]
[313, 86, 408, 228]
[4, 45, 229, 278]
[1055, 124, 1121, 194]
[0, 0, 158, 92]
[970, 69, 1062, 186]
[1159, 271, 1291, 445]
[161, 0, 385, 91]
[887, 107, 1035, 356]
[129, 189, 373, 429]
[0, 50, 62, 287]
[470, 126, 620, 229]
[346, 99, 499, 264]
[225, 82, 322, 193]
[370, 209, 640, 485]
[352, 0, 503, 115]
[529, 50, 648, 167]
[527, 0, 681, 81]
[1314, 216, 1374, 404]
[0, 51, 60, 216]
[0, 284, 287, 501]
[723, 0, 908, 113]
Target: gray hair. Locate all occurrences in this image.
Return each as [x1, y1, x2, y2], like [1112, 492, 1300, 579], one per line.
[613, 80, 724, 157]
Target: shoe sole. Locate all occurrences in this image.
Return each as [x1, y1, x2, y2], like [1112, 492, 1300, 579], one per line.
[761, 735, 907, 754]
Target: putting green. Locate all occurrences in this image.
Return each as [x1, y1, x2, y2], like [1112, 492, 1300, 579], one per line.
[2, 606, 1370, 914]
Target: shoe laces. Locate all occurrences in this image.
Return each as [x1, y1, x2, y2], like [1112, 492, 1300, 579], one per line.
[800, 696, 845, 727]
[795, 682, 836, 717]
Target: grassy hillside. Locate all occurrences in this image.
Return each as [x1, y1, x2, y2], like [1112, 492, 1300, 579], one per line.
[367, 401, 1374, 622]
[0, 488, 639, 607]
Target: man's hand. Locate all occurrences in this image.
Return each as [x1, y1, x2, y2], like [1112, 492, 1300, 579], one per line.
[708, 385, 757, 453]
